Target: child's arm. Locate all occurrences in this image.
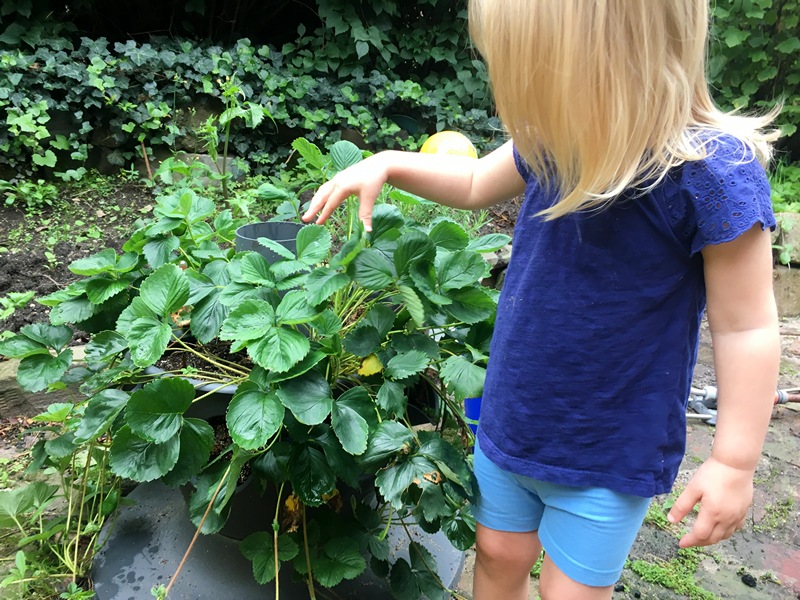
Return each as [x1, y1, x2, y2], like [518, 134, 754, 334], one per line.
[302, 140, 525, 231]
[668, 224, 780, 547]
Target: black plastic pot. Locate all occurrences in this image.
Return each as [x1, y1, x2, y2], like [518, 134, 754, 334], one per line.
[235, 221, 304, 264]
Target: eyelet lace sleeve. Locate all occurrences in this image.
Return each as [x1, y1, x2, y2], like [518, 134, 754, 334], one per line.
[682, 134, 775, 255]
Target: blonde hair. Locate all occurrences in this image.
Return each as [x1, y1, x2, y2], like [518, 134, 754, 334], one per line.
[469, 0, 780, 219]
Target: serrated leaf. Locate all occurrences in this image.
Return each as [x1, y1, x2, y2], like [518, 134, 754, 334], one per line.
[116, 296, 156, 336]
[69, 248, 118, 276]
[0, 335, 49, 359]
[446, 287, 496, 324]
[390, 558, 420, 600]
[83, 331, 128, 365]
[241, 532, 299, 584]
[330, 140, 363, 171]
[385, 350, 429, 379]
[439, 355, 486, 401]
[292, 137, 326, 169]
[276, 290, 318, 325]
[125, 378, 194, 443]
[139, 264, 190, 317]
[248, 327, 310, 373]
[351, 248, 395, 289]
[17, 350, 72, 392]
[110, 425, 180, 482]
[257, 237, 296, 260]
[288, 445, 335, 507]
[276, 371, 332, 425]
[369, 204, 404, 241]
[127, 317, 171, 367]
[428, 220, 469, 250]
[343, 325, 381, 357]
[143, 236, 180, 269]
[437, 251, 488, 290]
[314, 537, 367, 587]
[376, 380, 406, 417]
[219, 299, 275, 341]
[397, 285, 425, 326]
[360, 421, 414, 470]
[161, 418, 215, 487]
[394, 229, 436, 275]
[331, 388, 371, 455]
[410, 542, 447, 600]
[296, 224, 331, 265]
[238, 252, 275, 286]
[85, 276, 130, 304]
[190, 289, 228, 344]
[466, 233, 511, 253]
[376, 455, 435, 509]
[226, 383, 285, 450]
[20, 323, 74, 351]
[305, 267, 350, 305]
[74, 389, 129, 443]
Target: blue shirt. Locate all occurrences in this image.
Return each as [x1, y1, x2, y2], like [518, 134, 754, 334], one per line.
[477, 134, 775, 497]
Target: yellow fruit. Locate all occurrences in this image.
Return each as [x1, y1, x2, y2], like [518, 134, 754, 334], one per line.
[419, 131, 478, 158]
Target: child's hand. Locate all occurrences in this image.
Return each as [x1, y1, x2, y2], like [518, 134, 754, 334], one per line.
[302, 154, 389, 232]
[667, 456, 753, 548]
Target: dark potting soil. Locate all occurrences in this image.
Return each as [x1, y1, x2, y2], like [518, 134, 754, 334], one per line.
[155, 339, 252, 375]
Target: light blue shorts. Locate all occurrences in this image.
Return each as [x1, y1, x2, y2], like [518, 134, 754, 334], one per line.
[472, 440, 651, 587]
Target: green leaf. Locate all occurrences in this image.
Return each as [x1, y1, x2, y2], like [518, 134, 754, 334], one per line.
[116, 296, 156, 337]
[314, 537, 367, 587]
[248, 327, 310, 373]
[125, 378, 194, 443]
[466, 233, 511, 253]
[362, 303, 396, 338]
[443, 510, 477, 551]
[51, 296, 97, 325]
[330, 235, 363, 268]
[139, 264, 190, 317]
[394, 229, 436, 275]
[439, 355, 486, 400]
[289, 445, 336, 506]
[315, 428, 361, 489]
[255, 182, 294, 203]
[187, 460, 241, 533]
[376, 380, 406, 417]
[428, 220, 469, 250]
[17, 350, 72, 393]
[437, 251, 488, 290]
[20, 323, 73, 351]
[30, 403, 73, 423]
[190, 289, 229, 344]
[110, 426, 180, 482]
[0, 482, 58, 529]
[390, 558, 420, 600]
[241, 532, 299, 584]
[376, 455, 436, 509]
[305, 267, 350, 305]
[385, 350, 429, 379]
[292, 137, 326, 169]
[775, 37, 800, 54]
[311, 309, 342, 337]
[85, 276, 130, 305]
[127, 317, 171, 367]
[277, 371, 332, 425]
[296, 224, 332, 265]
[0, 335, 49, 359]
[220, 299, 276, 341]
[276, 290, 318, 325]
[410, 542, 447, 600]
[360, 421, 415, 470]
[446, 287, 496, 324]
[397, 285, 425, 327]
[370, 204, 404, 241]
[238, 252, 276, 286]
[343, 325, 381, 357]
[226, 383, 285, 450]
[330, 140, 363, 171]
[161, 418, 214, 487]
[69, 248, 118, 276]
[74, 389, 130, 443]
[143, 236, 180, 269]
[331, 387, 371, 455]
[84, 331, 128, 365]
[351, 248, 395, 289]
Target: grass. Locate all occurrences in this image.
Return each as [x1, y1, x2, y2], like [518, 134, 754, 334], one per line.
[753, 497, 795, 533]
[628, 547, 718, 600]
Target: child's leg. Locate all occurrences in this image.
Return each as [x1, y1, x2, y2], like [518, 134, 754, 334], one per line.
[474, 525, 541, 600]
[538, 554, 614, 600]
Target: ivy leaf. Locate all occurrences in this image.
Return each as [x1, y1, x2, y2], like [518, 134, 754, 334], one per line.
[226, 383, 285, 451]
[125, 378, 194, 443]
[110, 426, 180, 482]
[314, 537, 367, 587]
[139, 264, 190, 317]
[385, 350, 429, 379]
[288, 445, 336, 507]
[161, 418, 215, 487]
[17, 350, 72, 393]
[240, 532, 299, 584]
[74, 389, 130, 443]
[276, 371, 332, 425]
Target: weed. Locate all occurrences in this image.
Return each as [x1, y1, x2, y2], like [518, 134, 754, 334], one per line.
[629, 547, 717, 600]
[753, 497, 795, 532]
[0, 291, 35, 321]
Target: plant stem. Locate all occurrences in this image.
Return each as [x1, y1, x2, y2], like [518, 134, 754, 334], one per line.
[164, 464, 232, 597]
[273, 482, 285, 600]
[302, 505, 316, 600]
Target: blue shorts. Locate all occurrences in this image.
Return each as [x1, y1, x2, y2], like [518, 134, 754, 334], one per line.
[472, 440, 651, 587]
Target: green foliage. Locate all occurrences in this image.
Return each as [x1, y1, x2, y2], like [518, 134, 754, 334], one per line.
[629, 547, 718, 600]
[709, 0, 800, 140]
[0, 178, 58, 210]
[0, 138, 509, 598]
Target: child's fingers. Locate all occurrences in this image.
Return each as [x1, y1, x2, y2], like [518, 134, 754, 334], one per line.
[667, 485, 700, 526]
[302, 181, 336, 223]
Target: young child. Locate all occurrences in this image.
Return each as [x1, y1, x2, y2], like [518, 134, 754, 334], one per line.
[302, 1, 781, 598]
